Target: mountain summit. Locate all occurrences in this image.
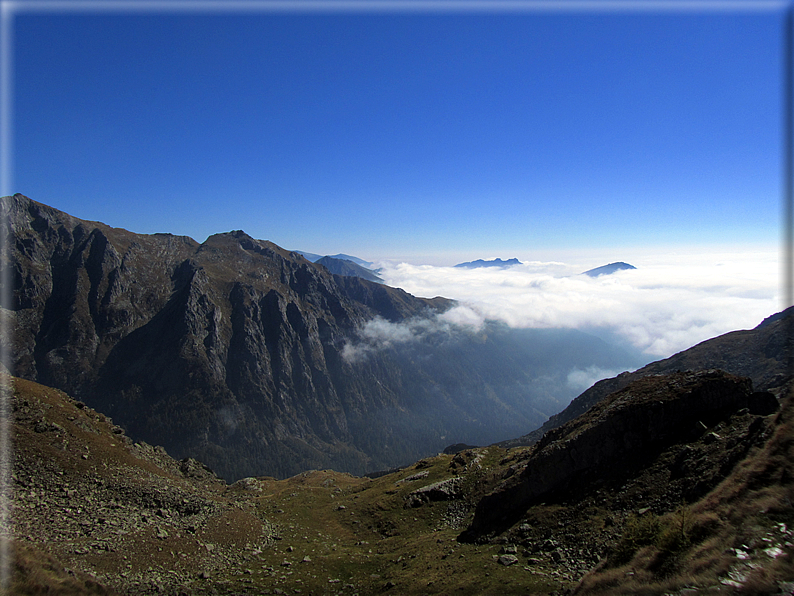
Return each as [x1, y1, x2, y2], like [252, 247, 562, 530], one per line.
[454, 258, 522, 269]
[293, 251, 373, 268]
[582, 261, 636, 277]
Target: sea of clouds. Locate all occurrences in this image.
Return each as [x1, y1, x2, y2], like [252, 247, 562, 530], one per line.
[372, 248, 781, 359]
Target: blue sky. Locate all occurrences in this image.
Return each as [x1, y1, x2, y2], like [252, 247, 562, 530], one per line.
[5, 1, 787, 265]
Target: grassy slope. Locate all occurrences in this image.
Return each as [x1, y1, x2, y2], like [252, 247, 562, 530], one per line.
[575, 391, 794, 595]
[244, 461, 562, 595]
[8, 375, 569, 595]
[8, 374, 794, 595]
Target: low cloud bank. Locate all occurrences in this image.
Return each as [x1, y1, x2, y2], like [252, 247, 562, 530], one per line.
[375, 249, 780, 358]
[566, 366, 625, 392]
[341, 306, 484, 364]
[340, 308, 648, 417]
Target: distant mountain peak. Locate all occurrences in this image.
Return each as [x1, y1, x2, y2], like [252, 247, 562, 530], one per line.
[292, 251, 373, 269]
[582, 262, 636, 277]
[316, 256, 383, 283]
[455, 258, 522, 269]
[327, 253, 373, 268]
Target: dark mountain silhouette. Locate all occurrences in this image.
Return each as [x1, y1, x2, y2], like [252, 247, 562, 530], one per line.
[5, 194, 643, 481]
[327, 253, 373, 268]
[582, 261, 636, 277]
[454, 258, 522, 268]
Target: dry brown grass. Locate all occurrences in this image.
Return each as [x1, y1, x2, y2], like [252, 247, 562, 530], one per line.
[8, 541, 118, 595]
[10, 372, 566, 596]
[575, 393, 794, 595]
[12, 374, 794, 596]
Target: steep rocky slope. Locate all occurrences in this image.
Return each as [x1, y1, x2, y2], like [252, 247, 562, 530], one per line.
[462, 370, 780, 541]
[4, 194, 643, 480]
[574, 378, 794, 595]
[9, 375, 267, 595]
[4, 194, 446, 480]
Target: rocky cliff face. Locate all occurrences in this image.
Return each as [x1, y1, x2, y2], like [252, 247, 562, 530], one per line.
[5, 195, 457, 479]
[4, 194, 642, 481]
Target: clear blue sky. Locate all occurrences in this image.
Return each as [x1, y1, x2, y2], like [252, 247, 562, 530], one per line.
[7, 1, 787, 264]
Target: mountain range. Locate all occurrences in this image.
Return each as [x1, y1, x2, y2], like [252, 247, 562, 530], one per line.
[293, 251, 374, 268]
[454, 258, 522, 268]
[4, 194, 645, 481]
[4, 193, 793, 594]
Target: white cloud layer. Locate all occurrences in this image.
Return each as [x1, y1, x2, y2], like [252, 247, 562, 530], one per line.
[375, 248, 781, 358]
[341, 306, 486, 364]
[566, 366, 625, 393]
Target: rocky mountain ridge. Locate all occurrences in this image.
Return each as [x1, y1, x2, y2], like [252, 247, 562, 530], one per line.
[464, 370, 779, 542]
[4, 194, 644, 481]
[5, 194, 451, 480]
